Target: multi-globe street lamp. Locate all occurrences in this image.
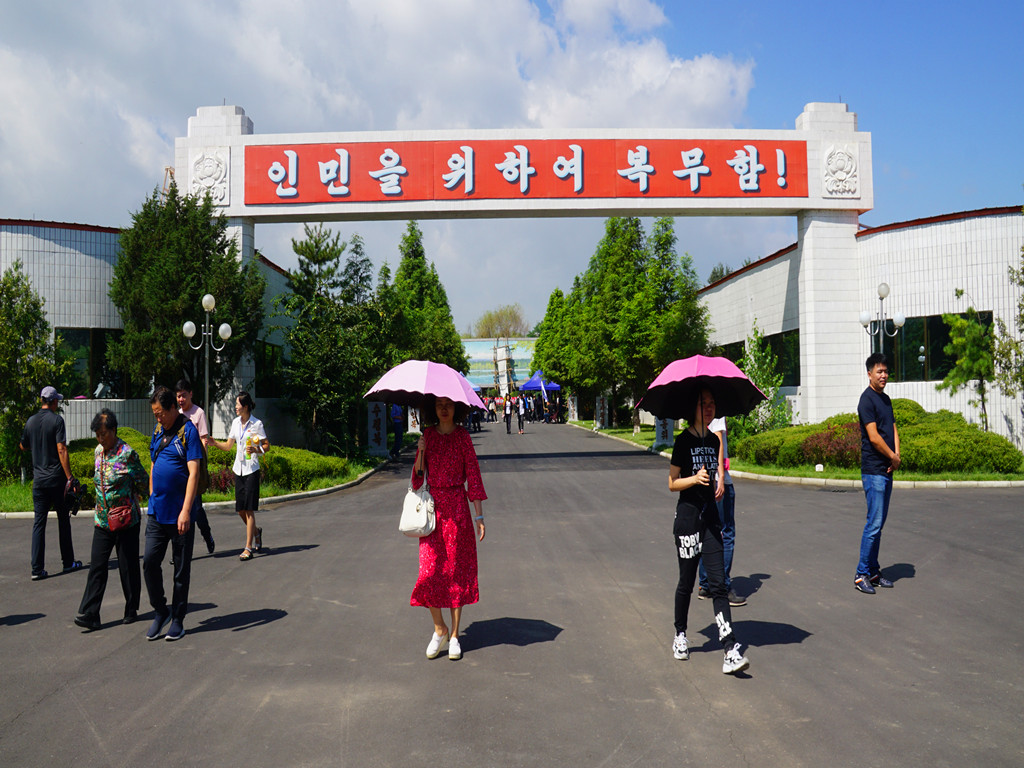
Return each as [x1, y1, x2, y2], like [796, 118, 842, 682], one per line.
[182, 293, 232, 417]
[859, 282, 905, 355]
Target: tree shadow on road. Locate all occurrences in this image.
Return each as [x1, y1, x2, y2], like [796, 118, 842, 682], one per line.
[188, 607, 288, 634]
[461, 617, 563, 651]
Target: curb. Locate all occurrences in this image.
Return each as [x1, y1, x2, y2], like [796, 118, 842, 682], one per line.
[0, 455, 397, 521]
[570, 422, 1024, 490]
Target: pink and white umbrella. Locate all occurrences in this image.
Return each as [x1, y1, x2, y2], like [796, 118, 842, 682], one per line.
[636, 355, 766, 420]
[364, 360, 485, 410]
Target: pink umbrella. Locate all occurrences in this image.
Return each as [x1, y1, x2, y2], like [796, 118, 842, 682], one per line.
[365, 360, 485, 410]
[636, 355, 766, 420]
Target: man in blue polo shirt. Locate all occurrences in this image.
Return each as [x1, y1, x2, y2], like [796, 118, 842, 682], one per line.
[144, 386, 201, 641]
[855, 353, 901, 595]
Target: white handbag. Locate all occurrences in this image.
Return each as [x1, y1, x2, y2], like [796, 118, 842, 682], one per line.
[399, 473, 435, 537]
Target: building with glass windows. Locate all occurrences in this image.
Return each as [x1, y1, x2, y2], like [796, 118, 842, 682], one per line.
[1, 219, 290, 441]
[701, 205, 1024, 444]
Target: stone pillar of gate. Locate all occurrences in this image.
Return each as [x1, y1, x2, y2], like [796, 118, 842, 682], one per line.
[793, 103, 865, 424]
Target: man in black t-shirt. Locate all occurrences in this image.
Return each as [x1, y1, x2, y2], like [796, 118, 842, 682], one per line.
[19, 386, 81, 580]
[855, 353, 901, 595]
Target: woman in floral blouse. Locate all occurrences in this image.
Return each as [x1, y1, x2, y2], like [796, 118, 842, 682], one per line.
[74, 409, 149, 631]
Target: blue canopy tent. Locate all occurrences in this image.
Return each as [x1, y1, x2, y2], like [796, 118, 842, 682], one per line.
[519, 370, 561, 394]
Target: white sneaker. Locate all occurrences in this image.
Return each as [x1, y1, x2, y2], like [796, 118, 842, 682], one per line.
[672, 632, 689, 660]
[723, 643, 749, 675]
[448, 636, 462, 660]
[426, 631, 449, 659]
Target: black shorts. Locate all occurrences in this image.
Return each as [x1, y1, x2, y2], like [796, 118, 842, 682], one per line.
[234, 472, 260, 512]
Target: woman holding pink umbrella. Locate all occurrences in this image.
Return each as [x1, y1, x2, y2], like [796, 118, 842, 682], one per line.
[412, 394, 487, 660]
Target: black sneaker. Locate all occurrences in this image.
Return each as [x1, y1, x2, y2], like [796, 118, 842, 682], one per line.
[146, 612, 171, 641]
[31, 570, 48, 581]
[206, 538, 216, 555]
[122, 609, 138, 625]
[74, 614, 101, 631]
[871, 573, 894, 588]
[728, 591, 747, 607]
[854, 574, 876, 594]
[62, 561, 83, 573]
[697, 586, 710, 600]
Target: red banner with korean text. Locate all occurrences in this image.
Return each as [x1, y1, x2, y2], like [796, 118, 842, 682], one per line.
[244, 139, 807, 205]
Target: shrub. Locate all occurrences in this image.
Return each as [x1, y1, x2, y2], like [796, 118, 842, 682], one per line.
[891, 398, 927, 426]
[801, 421, 860, 468]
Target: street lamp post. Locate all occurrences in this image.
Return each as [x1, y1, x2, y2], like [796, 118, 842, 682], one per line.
[183, 293, 232, 418]
[859, 282, 905, 356]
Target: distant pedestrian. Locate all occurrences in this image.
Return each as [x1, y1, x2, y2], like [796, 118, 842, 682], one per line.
[144, 386, 202, 641]
[412, 395, 487, 661]
[74, 409, 148, 630]
[504, 395, 513, 435]
[668, 389, 749, 675]
[176, 380, 215, 554]
[854, 352, 900, 595]
[205, 391, 269, 562]
[19, 386, 81, 580]
[517, 393, 526, 434]
[390, 403, 405, 458]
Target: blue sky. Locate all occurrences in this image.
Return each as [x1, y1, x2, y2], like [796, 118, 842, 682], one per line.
[1, 0, 1021, 332]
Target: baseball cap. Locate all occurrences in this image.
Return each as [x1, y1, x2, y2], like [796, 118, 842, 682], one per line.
[40, 386, 63, 401]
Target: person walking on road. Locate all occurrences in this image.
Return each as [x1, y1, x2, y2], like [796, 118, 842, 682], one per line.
[504, 395, 513, 435]
[411, 395, 487, 661]
[698, 416, 744, 606]
[74, 409, 148, 630]
[144, 386, 202, 641]
[19, 386, 81, 580]
[390, 403, 405, 459]
[517, 392, 526, 434]
[176, 380, 215, 554]
[206, 391, 269, 562]
[855, 353, 900, 594]
[668, 389, 749, 675]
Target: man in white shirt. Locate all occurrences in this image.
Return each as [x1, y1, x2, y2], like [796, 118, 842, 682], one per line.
[176, 380, 215, 554]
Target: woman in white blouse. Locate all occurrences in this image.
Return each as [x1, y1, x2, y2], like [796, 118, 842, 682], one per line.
[205, 391, 269, 561]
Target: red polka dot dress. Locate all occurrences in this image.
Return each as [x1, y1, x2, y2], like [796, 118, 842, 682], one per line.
[410, 426, 487, 608]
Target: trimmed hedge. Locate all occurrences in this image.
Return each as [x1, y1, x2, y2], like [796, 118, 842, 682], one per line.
[67, 426, 351, 504]
[734, 398, 1023, 474]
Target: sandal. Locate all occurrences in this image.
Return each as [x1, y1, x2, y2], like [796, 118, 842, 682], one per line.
[239, 548, 253, 561]
[254, 527, 263, 551]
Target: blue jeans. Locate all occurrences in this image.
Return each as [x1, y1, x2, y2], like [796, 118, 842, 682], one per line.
[857, 474, 892, 576]
[699, 484, 735, 592]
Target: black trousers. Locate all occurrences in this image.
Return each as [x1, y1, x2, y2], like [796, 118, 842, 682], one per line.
[78, 523, 141, 620]
[673, 500, 737, 648]
[31, 482, 74, 574]
[505, 413, 512, 433]
[143, 515, 195, 621]
[192, 502, 213, 545]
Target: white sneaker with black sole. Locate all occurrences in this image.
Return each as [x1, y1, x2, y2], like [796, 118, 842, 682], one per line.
[672, 632, 689, 660]
[722, 643, 749, 674]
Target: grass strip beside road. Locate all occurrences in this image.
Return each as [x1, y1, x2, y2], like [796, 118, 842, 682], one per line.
[570, 421, 1024, 483]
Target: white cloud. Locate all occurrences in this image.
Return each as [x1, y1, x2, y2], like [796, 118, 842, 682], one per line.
[0, 1, 770, 329]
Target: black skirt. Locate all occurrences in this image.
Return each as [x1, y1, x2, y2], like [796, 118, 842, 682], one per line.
[234, 471, 260, 512]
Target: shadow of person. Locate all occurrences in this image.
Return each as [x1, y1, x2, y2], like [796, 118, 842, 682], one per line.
[188, 608, 288, 634]
[695, 620, 812, 650]
[730, 572, 771, 599]
[460, 617, 563, 652]
[883, 562, 915, 582]
[211, 543, 319, 560]
[0, 613, 46, 626]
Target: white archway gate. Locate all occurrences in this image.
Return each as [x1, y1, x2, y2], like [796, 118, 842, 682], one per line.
[175, 102, 872, 422]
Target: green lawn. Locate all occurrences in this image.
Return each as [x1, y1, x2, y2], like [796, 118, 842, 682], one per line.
[569, 421, 1024, 483]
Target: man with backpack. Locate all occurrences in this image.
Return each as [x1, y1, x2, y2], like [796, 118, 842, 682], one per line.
[176, 380, 215, 554]
[143, 386, 202, 641]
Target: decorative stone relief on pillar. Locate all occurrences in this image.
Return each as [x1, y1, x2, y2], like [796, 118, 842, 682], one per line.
[822, 144, 859, 198]
[190, 148, 230, 205]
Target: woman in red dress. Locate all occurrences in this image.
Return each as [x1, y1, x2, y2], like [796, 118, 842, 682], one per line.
[412, 395, 487, 660]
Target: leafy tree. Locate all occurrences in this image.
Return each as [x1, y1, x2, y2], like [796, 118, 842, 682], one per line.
[707, 262, 733, 284]
[995, 212, 1024, 443]
[531, 288, 566, 382]
[108, 185, 266, 407]
[288, 223, 346, 301]
[392, 221, 467, 372]
[473, 303, 529, 338]
[0, 261, 75, 477]
[340, 233, 373, 305]
[937, 299, 994, 431]
[734, 320, 791, 436]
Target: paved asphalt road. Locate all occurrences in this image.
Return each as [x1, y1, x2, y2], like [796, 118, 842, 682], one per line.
[1, 421, 1022, 767]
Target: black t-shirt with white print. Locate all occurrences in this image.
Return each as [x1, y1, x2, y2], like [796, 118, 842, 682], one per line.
[670, 428, 719, 509]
